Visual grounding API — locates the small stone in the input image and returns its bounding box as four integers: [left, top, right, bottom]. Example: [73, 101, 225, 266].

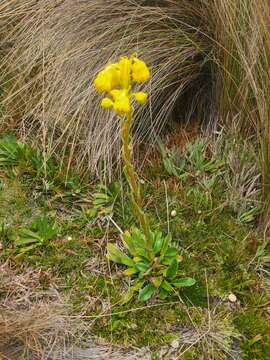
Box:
[130, 323, 138, 330]
[170, 339, 179, 349]
[228, 293, 237, 303]
[171, 210, 177, 217]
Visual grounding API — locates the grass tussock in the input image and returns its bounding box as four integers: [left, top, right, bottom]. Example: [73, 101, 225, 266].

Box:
[158, 306, 241, 360]
[0, 0, 269, 212]
[214, 0, 270, 207]
[0, 261, 79, 359]
[0, 0, 217, 177]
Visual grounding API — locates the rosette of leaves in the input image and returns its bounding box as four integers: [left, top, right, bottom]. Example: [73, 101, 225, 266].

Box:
[12, 217, 58, 254]
[88, 183, 122, 218]
[108, 227, 195, 303]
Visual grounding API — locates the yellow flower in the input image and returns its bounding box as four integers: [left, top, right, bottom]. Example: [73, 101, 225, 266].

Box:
[101, 97, 114, 109]
[94, 55, 150, 116]
[110, 89, 123, 101]
[110, 89, 131, 114]
[133, 92, 148, 104]
[132, 57, 150, 83]
[103, 89, 132, 114]
[113, 92, 131, 115]
[94, 64, 120, 92]
[94, 69, 112, 92]
[118, 57, 132, 89]
[108, 64, 121, 88]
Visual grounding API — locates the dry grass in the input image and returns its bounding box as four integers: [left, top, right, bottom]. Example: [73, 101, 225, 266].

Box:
[157, 306, 241, 360]
[214, 0, 270, 209]
[0, 0, 216, 178]
[0, 0, 269, 214]
[0, 261, 80, 359]
[214, 123, 261, 217]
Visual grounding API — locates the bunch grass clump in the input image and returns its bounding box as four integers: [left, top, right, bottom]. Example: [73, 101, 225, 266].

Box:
[0, 0, 216, 177]
[0, 0, 270, 216]
[0, 261, 80, 359]
[214, 0, 270, 208]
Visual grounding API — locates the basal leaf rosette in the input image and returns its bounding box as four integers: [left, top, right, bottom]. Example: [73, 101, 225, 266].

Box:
[108, 228, 196, 303]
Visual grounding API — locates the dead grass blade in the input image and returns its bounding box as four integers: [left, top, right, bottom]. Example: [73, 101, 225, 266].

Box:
[0, 261, 82, 359]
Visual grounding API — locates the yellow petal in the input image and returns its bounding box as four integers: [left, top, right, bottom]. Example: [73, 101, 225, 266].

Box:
[114, 95, 131, 115]
[94, 62, 120, 93]
[110, 89, 122, 101]
[132, 57, 150, 83]
[106, 64, 120, 89]
[118, 56, 132, 89]
[133, 92, 148, 104]
[94, 69, 113, 92]
[101, 97, 114, 109]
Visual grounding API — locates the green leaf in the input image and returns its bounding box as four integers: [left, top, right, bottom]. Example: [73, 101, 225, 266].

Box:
[15, 243, 39, 255]
[152, 231, 164, 254]
[132, 227, 147, 249]
[123, 267, 138, 276]
[121, 280, 145, 304]
[15, 236, 41, 246]
[159, 288, 169, 300]
[85, 208, 97, 218]
[123, 228, 151, 260]
[138, 283, 156, 302]
[162, 257, 174, 265]
[19, 228, 41, 238]
[151, 276, 162, 288]
[160, 234, 172, 258]
[166, 258, 178, 279]
[31, 217, 58, 241]
[134, 247, 151, 261]
[93, 198, 109, 206]
[15, 230, 43, 246]
[122, 230, 136, 255]
[161, 279, 174, 293]
[0, 136, 21, 167]
[162, 248, 178, 265]
[107, 243, 134, 267]
[164, 158, 179, 177]
[94, 193, 110, 200]
[134, 262, 149, 273]
[173, 277, 196, 288]
[164, 247, 178, 257]
[158, 140, 180, 177]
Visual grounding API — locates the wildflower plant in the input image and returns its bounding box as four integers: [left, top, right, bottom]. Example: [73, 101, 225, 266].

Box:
[94, 55, 195, 302]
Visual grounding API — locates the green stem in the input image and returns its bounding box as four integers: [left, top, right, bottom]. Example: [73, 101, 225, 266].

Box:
[121, 111, 153, 256]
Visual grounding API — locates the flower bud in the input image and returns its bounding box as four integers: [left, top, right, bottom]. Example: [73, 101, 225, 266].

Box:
[114, 95, 131, 114]
[101, 97, 114, 109]
[132, 57, 150, 83]
[133, 92, 148, 104]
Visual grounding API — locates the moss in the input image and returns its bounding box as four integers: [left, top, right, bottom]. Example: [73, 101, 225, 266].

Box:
[0, 178, 32, 225]
[93, 302, 190, 346]
[0, 134, 269, 355]
[234, 309, 270, 359]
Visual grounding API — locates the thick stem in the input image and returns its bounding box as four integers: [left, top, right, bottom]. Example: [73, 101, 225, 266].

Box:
[121, 111, 153, 256]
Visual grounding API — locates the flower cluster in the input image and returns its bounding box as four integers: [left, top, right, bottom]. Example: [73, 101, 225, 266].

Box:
[94, 56, 150, 115]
